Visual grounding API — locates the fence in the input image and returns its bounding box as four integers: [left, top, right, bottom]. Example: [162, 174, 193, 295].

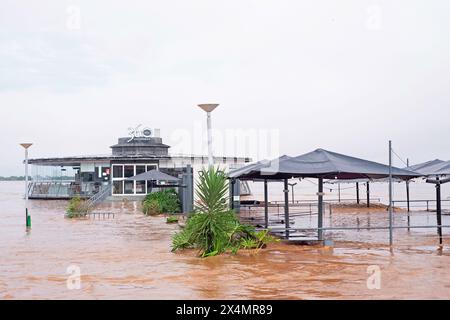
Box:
[239, 201, 449, 245]
[392, 199, 450, 211]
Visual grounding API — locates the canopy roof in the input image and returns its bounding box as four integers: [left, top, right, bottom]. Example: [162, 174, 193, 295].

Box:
[324, 177, 404, 184]
[229, 149, 420, 181]
[127, 169, 180, 181]
[228, 156, 291, 178]
[405, 159, 450, 176]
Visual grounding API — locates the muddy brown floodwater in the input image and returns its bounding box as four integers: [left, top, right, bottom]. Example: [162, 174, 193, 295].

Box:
[1, 181, 450, 300]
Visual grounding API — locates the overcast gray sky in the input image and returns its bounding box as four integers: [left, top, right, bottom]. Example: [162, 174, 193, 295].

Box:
[1, 0, 450, 175]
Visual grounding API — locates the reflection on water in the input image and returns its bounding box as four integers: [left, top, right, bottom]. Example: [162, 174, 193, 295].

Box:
[1, 181, 450, 300]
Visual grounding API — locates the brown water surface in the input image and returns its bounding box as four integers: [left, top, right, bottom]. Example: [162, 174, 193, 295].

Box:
[1, 182, 450, 300]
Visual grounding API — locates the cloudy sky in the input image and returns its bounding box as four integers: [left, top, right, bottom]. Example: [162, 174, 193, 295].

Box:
[1, 0, 450, 175]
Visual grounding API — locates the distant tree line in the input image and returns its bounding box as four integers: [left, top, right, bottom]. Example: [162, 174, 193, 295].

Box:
[0, 176, 75, 181]
[0, 176, 30, 181]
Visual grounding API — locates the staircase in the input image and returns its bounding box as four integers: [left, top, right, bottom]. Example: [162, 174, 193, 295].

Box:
[240, 181, 252, 196]
[84, 184, 112, 212]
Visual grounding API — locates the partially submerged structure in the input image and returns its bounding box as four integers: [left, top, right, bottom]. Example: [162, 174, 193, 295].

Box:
[229, 148, 420, 241]
[28, 129, 251, 207]
[405, 159, 450, 244]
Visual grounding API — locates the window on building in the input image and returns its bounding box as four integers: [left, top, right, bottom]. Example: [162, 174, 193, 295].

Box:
[113, 181, 124, 195]
[113, 166, 123, 178]
[124, 166, 135, 178]
[136, 165, 146, 175]
[124, 181, 134, 194]
[136, 181, 146, 194]
[111, 163, 159, 196]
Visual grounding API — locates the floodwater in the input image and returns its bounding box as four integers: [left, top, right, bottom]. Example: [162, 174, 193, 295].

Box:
[2, 181, 450, 300]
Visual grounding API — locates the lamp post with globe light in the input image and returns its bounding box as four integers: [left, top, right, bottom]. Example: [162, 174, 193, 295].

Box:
[197, 104, 219, 168]
[20, 143, 33, 228]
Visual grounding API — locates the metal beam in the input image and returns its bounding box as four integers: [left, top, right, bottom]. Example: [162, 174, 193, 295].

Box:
[406, 159, 411, 231]
[356, 182, 360, 204]
[264, 179, 269, 229]
[436, 177, 443, 245]
[318, 177, 324, 241]
[366, 182, 370, 208]
[389, 140, 393, 246]
[230, 179, 235, 210]
[283, 179, 290, 239]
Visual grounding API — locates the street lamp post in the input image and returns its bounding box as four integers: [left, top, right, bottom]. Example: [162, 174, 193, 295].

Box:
[288, 182, 297, 204]
[20, 143, 33, 228]
[198, 104, 219, 168]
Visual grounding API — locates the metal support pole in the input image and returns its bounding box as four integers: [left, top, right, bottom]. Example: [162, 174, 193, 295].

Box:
[291, 185, 295, 204]
[366, 182, 370, 208]
[436, 177, 443, 245]
[426, 177, 450, 244]
[187, 165, 193, 213]
[406, 159, 411, 213]
[283, 179, 290, 239]
[25, 148, 29, 227]
[264, 179, 269, 229]
[356, 182, 360, 204]
[318, 177, 324, 241]
[25, 148, 29, 201]
[338, 183, 341, 203]
[230, 179, 235, 210]
[388, 140, 393, 246]
[21, 143, 33, 229]
[406, 159, 411, 231]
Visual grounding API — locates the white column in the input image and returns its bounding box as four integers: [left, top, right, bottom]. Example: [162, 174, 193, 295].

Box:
[25, 148, 29, 203]
[207, 111, 214, 167]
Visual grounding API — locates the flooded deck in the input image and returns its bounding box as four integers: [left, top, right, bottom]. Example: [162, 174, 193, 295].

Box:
[1, 182, 450, 300]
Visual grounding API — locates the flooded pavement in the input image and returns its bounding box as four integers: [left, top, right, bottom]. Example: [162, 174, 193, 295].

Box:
[1, 181, 450, 300]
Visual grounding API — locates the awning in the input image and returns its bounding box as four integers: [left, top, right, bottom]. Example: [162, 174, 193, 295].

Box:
[127, 169, 180, 181]
[405, 159, 450, 176]
[229, 149, 420, 181]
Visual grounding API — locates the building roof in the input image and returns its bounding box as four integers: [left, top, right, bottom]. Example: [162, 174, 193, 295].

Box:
[28, 154, 250, 166]
[229, 149, 421, 180]
[28, 154, 170, 166]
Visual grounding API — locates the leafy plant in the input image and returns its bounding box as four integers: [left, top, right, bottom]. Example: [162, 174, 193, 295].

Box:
[66, 196, 88, 218]
[240, 237, 259, 249]
[142, 188, 181, 215]
[172, 167, 275, 257]
[166, 216, 179, 224]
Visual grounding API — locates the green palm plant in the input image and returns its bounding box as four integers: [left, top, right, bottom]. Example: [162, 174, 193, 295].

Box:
[172, 167, 277, 257]
[195, 168, 230, 215]
[172, 167, 248, 256]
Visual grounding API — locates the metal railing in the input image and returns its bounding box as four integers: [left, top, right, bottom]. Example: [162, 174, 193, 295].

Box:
[240, 201, 450, 244]
[84, 184, 112, 212]
[28, 181, 106, 199]
[392, 199, 450, 211]
[269, 198, 381, 204]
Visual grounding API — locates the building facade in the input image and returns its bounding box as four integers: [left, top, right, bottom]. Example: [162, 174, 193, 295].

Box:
[28, 129, 251, 200]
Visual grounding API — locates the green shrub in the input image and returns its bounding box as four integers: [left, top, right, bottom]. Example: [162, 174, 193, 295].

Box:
[66, 196, 88, 218]
[142, 188, 181, 215]
[166, 216, 179, 224]
[171, 167, 276, 257]
[240, 237, 260, 249]
[143, 199, 162, 215]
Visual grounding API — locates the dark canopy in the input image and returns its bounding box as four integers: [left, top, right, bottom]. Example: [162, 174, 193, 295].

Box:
[405, 159, 450, 176]
[228, 155, 291, 178]
[127, 169, 179, 182]
[229, 149, 420, 180]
